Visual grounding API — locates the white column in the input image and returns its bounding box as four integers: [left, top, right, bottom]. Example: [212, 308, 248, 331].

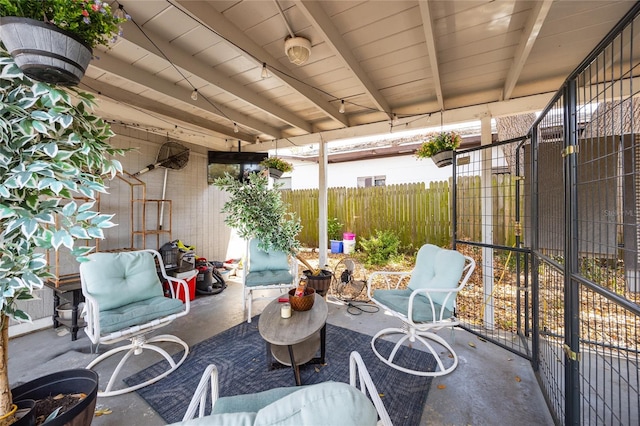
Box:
[481, 115, 495, 330]
[318, 139, 328, 269]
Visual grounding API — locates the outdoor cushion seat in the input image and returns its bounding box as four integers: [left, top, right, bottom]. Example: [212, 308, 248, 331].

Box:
[242, 239, 296, 323]
[98, 296, 184, 334]
[371, 289, 451, 323]
[80, 249, 191, 397]
[367, 243, 475, 377]
[174, 351, 392, 426]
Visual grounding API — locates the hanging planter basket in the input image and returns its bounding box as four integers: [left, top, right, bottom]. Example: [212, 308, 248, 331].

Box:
[0, 17, 92, 86]
[269, 168, 284, 179]
[430, 149, 454, 168]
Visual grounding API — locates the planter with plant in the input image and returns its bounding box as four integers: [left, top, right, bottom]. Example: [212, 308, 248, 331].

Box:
[327, 217, 343, 253]
[415, 131, 461, 167]
[259, 156, 293, 179]
[0, 0, 128, 86]
[214, 172, 333, 295]
[0, 49, 125, 424]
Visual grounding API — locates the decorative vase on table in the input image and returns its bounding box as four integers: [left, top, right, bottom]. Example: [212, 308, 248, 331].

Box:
[0, 17, 92, 86]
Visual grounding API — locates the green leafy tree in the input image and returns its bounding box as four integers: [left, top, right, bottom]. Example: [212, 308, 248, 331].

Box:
[0, 49, 125, 420]
[359, 229, 402, 266]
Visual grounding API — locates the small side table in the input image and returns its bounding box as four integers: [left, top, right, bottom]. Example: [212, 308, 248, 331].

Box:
[258, 295, 328, 386]
[44, 276, 85, 341]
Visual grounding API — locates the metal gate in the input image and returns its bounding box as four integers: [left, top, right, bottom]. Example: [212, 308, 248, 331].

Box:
[453, 4, 640, 424]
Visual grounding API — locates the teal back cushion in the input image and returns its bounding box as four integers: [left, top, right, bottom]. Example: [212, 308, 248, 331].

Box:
[408, 244, 465, 311]
[249, 239, 290, 272]
[80, 251, 163, 311]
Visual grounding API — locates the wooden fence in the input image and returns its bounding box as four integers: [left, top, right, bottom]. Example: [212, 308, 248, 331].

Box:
[280, 176, 521, 250]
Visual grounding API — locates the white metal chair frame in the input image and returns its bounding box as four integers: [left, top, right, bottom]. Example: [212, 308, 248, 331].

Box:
[242, 239, 297, 323]
[182, 351, 392, 426]
[81, 249, 191, 397]
[367, 252, 475, 377]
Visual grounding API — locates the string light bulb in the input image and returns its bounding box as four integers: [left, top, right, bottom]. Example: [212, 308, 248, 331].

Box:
[255, 136, 261, 144]
[233, 122, 239, 133]
[339, 100, 345, 114]
[392, 113, 399, 125]
[191, 89, 198, 101]
[261, 62, 270, 79]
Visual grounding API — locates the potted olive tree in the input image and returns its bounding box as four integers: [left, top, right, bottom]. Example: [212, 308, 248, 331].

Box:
[0, 49, 125, 424]
[415, 131, 461, 167]
[259, 156, 293, 179]
[214, 172, 333, 295]
[0, 0, 127, 86]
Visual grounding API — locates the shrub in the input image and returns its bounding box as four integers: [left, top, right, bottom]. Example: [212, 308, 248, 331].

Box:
[359, 229, 402, 266]
[327, 217, 343, 241]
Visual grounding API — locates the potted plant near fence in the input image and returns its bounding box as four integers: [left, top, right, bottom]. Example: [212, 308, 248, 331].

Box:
[214, 172, 333, 295]
[259, 156, 293, 179]
[0, 0, 128, 86]
[415, 131, 461, 167]
[328, 217, 343, 253]
[0, 49, 125, 425]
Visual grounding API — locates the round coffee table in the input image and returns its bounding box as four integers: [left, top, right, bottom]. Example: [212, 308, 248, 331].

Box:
[258, 294, 328, 385]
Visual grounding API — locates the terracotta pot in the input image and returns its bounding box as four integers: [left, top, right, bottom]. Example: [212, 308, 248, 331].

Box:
[0, 17, 92, 86]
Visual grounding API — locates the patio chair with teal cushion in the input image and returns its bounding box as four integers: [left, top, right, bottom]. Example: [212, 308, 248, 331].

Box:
[176, 351, 392, 425]
[242, 239, 297, 323]
[367, 244, 475, 377]
[80, 249, 190, 397]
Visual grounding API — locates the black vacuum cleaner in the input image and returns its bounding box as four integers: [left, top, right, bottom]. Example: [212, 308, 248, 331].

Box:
[195, 258, 227, 295]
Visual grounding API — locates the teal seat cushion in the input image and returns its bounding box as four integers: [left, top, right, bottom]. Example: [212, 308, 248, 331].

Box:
[407, 244, 465, 311]
[80, 251, 164, 311]
[99, 296, 184, 334]
[249, 240, 290, 272]
[373, 289, 452, 323]
[171, 382, 377, 426]
[170, 412, 256, 426]
[245, 270, 294, 287]
[213, 386, 303, 415]
[253, 382, 377, 426]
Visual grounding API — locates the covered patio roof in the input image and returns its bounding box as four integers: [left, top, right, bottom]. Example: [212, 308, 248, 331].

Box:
[85, 0, 635, 152]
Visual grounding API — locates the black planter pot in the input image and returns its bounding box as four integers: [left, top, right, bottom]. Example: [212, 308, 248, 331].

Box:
[13, 399, 36, 426]
[12, 369, 99, 426]
[0, 17, 93, 86]
[303, 269, 333, 297]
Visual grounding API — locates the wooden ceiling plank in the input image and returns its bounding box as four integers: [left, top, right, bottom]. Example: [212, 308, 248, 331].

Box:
[91, 54, 281, 138]
[119, 27, 311, 133]
[419, 1, 443, 111]
[502, 0, 553, 101]
[298, 0, 392, 120]
[173, 0, 349, 127]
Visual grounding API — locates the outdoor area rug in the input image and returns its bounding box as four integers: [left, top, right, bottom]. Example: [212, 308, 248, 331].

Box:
[125, 318, 436, 425]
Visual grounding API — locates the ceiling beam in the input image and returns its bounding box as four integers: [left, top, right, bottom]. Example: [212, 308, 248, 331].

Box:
[118, 24, 313, 134]
[297, 0, 392, 120]
[502, 0, 553, 100]
[419, 1, 444, 111]
[80, 75, 256, 143]
[89, 53, 281, 137]
[173, 0, 349, 128]
[245, 92, 555, 152]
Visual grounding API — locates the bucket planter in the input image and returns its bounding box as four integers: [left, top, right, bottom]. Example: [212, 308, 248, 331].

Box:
[0, 17, 92, 86]
[303, 269, 333, 297]
[268, 168, 283, 179]
[11, 369, 99, 426]
[430, 149, 454, 167]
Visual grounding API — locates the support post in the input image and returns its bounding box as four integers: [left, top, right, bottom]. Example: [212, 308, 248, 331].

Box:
[481, 115, 495, 330]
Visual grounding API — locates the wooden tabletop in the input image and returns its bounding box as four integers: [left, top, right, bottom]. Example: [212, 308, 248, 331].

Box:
[258, 295, 328, 346]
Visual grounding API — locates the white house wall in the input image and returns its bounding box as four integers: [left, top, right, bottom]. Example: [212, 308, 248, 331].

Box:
[288, 154, 454, 189]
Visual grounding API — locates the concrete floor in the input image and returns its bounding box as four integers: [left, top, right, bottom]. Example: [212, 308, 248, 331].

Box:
[9, 278, 554, 425]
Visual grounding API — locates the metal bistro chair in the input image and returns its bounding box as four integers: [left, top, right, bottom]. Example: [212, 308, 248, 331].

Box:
[367, 244, 475, 377]
[242, 239, 297, 323]
[80, 249, 190, 397]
